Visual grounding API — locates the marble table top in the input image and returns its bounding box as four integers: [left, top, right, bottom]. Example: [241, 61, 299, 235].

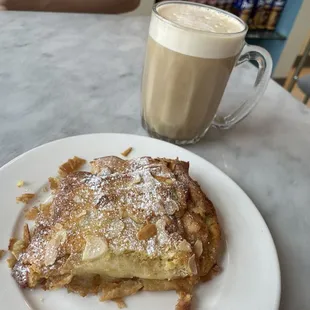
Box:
[0, 11, 309, 310]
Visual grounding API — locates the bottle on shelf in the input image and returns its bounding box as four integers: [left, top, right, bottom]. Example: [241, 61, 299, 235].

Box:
[266, 0, 286, 31]
[248, 0, 265, 30]
[231, 0, 255, 24]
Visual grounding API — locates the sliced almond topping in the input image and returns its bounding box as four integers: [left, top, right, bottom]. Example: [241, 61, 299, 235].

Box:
[82, 236, 108, 261]
[8, 238, 17, 251]
[39, 202, 52, 217]
[168, 162, 176, 171]
[44, 239, 59, 267]
[132, 173, 142, 184]
[165, 200, 179, 215]
[155, 218, 167, 232]
[16, 193, 35, 204]
[164, 179, 174, 185]
[137, 223, 157, 240]
[121, 147, 133, 157]
[48, 177, 60, 190]
[177, 239, 192, 252]
[183, 212, 201, 234]
[44, 230, 67, 266]
[155, 218, 169, 245]
[23, 224, 31, 246]
[10, 240, 26, 259]
[25, 206, 39, 220]
[194, 239, 203, 258]
[58, 156, 86, 177]
[7, 256, 17, 268]
[99, 166, 112, 177]
[188, 254, 198, 275]
[56, 230, 67, 244]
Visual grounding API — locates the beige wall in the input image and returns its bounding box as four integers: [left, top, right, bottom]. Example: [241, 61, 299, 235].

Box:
[274, 0, 310, 78]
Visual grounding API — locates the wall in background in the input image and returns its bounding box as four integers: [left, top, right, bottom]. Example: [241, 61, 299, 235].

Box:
[273, 0, 310, 78]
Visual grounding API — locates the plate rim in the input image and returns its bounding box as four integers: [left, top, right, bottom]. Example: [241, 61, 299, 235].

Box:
[0, 133, 281, 309]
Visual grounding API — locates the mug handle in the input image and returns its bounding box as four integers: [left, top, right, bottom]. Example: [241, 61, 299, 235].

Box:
[212, 44, 273, 129]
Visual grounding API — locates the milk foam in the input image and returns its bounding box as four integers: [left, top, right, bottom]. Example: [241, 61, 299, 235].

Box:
[149, 3, 246, 59]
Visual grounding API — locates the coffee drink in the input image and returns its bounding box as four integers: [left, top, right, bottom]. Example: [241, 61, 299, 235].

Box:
[141, 2, 246, 142]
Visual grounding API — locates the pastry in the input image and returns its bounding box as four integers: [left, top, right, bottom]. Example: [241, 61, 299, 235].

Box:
[10, 156, 221, 309]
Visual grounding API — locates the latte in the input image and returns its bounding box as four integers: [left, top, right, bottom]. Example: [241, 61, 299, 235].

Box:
[142, 2, 246, 142]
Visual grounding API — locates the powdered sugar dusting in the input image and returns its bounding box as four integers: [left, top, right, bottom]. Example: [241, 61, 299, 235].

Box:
[12, 157, 193, 286]
[77, 157, 188, 256]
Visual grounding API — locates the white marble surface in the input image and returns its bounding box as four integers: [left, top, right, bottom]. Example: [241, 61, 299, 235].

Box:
[0, 11, 309, 310]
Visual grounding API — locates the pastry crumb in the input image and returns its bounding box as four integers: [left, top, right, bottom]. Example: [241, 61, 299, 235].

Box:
[114, 298, 126, 309]
[23, 224, 31, 246]
[16, 193, 35, 204]
[121, 147, 133, 157]
[8, 238, 17, 251]
[40, 297, 44, 303]
[58, 156, 86, 177]
[0, 250, 5, 260]
[7, 256, 17, 268]
[25, 206, 39, 220]
[48, 177, 60, 190]
[176, 292, 192, 310]
[17, 180, 24, 187]
[39, 202, 52, 217]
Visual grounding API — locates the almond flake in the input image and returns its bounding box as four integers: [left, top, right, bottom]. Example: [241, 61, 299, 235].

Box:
[165, 200, 179, 215]
[7, 256, 17, 268]
[44, 230, 67, 266]
[16, 193, 35, 204]
[194, 240, 203, 258]
[82, 235, 108, 261]
[132, 173, 142, 184]
[188, 254, 198, 275]
[178, 239, 192, 252]
[58, 156, 86, 177]
[25, 206, 39, 220]
[137, 223, 157, 240]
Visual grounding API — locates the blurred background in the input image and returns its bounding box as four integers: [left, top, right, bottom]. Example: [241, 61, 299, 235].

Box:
[3, 0, 310, 105]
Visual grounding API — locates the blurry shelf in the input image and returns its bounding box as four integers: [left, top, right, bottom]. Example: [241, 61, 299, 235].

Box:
[246, 30, 287, 40]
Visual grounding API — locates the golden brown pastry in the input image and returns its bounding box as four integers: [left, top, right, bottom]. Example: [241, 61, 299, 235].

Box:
[10, 156, 221, 309]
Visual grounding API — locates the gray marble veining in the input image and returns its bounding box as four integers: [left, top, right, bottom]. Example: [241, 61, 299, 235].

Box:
[0, 11, 309, 310]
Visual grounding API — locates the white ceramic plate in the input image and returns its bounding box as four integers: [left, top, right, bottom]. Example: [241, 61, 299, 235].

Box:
[0, 133, 280, 310]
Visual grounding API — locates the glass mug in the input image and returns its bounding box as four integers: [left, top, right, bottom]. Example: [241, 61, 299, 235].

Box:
[141, 1, 273, 145]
